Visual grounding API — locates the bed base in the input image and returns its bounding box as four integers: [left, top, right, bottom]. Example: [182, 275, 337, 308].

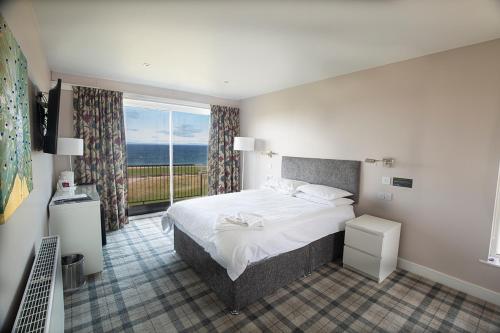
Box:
[174, 226, 345, 312]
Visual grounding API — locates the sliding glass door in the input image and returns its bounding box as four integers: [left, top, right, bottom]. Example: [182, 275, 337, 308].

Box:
[171, 108, 210, 201]
[124, 99, 209, 215]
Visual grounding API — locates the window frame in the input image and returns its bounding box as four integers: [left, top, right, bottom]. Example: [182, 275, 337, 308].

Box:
[123, 96, 210, 207]
[488, 162, 500, 259]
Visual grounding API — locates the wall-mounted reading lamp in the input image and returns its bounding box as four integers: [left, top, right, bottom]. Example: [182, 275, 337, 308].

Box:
[365, 158, 395, 168]
[262, 150, 277, 158]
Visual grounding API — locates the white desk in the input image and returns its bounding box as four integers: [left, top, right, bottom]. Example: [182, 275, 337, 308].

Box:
[49, 185, 103, 276]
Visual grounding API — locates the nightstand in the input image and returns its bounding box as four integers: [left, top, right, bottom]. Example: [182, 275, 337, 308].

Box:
[343, 214, 401, 283]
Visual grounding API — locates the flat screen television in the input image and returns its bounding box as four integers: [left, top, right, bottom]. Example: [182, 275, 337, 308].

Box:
[43, 79, 61, 154]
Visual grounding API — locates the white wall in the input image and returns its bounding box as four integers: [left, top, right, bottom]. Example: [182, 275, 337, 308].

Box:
[0, 1, 53, 331]
[240, 39, 500, 293]
[52, 71, 239, 106]
[53, 89, 73, 179]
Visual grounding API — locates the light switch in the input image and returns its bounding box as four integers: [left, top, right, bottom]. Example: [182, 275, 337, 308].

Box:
[382, 176, 391, 185]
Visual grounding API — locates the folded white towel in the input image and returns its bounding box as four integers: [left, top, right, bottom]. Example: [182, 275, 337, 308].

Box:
[161, 212, 174, 233]
[214, 212, 265, 231]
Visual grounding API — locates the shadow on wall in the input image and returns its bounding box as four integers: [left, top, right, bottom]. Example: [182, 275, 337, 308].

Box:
[0, 244, 36, 332]
[254, 138, 267, 152]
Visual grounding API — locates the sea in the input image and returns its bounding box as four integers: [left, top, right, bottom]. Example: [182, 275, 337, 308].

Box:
[126, 144, 208, 166]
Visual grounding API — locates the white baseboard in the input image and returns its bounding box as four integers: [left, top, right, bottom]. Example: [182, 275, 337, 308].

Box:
[397, 258, 500, 306]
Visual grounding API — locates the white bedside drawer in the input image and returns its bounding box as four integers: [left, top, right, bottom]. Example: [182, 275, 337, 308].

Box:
[345, 226, 383, 257]
[343, 245, 381, 279]
[343, 214, 401, 283]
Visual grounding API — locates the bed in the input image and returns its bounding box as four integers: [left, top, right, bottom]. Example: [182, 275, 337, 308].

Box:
[162, 156, 361, 313]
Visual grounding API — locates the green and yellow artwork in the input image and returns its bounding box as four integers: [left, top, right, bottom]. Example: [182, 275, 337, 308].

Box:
[0, 14, 32, 224]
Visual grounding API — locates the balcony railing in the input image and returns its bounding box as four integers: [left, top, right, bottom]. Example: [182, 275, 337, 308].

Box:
[127, 164, 207, 215]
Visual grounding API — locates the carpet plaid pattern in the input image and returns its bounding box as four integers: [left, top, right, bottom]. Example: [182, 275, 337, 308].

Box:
[64, 215, 500, 332]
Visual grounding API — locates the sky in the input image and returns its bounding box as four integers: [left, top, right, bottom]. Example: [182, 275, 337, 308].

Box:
[124, 106, 210, 145]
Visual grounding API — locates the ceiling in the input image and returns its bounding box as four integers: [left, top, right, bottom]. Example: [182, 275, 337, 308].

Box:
[32, 0, 500, 100]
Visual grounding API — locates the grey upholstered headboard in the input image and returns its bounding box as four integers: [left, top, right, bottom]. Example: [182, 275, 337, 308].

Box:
[281, 156, 361, 203]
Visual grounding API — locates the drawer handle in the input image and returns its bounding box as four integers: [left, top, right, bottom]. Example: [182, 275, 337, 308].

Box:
[346, 227, 383, 237]
[344, 244, 382, 259]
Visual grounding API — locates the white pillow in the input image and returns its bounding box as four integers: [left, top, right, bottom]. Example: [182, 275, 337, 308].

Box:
[294, 192, 354, 207]
[296, 184, 353, 200]
[278, 178, 309, 195]
[262, 176, 309, 195]
[261, 176, 280, 190]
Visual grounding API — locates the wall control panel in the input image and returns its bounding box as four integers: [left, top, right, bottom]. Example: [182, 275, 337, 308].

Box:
[392, 177, 413, 188]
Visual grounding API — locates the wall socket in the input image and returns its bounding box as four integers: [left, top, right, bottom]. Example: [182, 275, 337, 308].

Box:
[377, 192, 393, 201]
[382, 176, 392, 185]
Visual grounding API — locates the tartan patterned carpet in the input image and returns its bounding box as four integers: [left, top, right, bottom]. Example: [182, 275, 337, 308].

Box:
[64, 215, 500, 333]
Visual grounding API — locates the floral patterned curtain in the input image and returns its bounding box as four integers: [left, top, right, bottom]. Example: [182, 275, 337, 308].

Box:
[73, 86, 128, 231]
[208, 105, 240, 195]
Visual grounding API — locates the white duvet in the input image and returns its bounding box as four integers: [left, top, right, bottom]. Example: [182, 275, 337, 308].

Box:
[162, 189, 355, 280]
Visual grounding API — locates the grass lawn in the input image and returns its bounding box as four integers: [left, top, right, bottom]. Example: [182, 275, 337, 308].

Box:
[127, 165, 208, 206]
[127, 164, 207, 177]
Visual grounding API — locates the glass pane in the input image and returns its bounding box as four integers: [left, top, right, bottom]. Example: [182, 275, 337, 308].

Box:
[124, 104, 170, 211]
[171, 108, 210, 202]
[497, 219, 500, 255]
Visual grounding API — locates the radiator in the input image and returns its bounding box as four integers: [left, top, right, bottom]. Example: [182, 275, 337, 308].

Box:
[12, 236, 64, 333]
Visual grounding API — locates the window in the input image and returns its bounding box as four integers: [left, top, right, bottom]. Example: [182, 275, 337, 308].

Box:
[491, 214, 500, 257]
[123, 98, 210, 214]
[487, 163, 500, 265]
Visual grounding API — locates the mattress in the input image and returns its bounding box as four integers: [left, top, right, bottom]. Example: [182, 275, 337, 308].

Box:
[162, 189, 355, 280]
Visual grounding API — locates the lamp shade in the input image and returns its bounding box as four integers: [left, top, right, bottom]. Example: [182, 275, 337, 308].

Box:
[234, 137, 255, 151]
[57, 138, 83, 156]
